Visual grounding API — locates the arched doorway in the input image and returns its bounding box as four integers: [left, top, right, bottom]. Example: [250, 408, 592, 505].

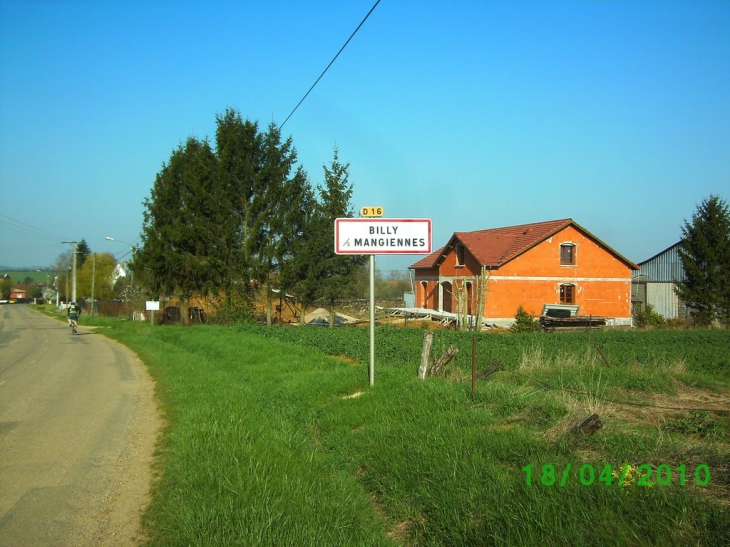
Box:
[441, 281, 453, 313]
[466, 281, 473, 316]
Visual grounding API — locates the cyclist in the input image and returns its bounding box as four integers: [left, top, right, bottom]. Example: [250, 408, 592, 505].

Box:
[67, 301, 81, 333]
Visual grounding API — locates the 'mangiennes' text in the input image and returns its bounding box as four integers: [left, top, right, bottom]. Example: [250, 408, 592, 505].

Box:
[354, 237, 427, 248]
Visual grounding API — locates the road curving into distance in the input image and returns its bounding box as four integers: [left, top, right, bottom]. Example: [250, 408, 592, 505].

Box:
[0, 304, 160, 546]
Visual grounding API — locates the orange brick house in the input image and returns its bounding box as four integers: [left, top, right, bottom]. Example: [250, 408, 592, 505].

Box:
[409, 219, 638, 327]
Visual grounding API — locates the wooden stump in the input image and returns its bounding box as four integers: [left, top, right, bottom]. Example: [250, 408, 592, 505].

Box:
[477, 361, 502, 380]
[418, 332, 460, 378]
[430, 345, 459, 376]
[571, 413, 603, 437]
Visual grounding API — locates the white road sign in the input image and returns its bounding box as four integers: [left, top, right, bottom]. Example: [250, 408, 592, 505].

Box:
[335, 218, 432, 255]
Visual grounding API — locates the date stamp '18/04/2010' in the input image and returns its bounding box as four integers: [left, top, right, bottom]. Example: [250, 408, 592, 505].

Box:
[522, 463, 710, 487]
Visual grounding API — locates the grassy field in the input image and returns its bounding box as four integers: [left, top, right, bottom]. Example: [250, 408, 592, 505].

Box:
[0, 270, 46, 284]
[55, 310, 730, 546]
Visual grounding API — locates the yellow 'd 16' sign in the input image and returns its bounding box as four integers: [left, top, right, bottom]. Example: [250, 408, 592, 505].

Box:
[360, 206, 384, 217]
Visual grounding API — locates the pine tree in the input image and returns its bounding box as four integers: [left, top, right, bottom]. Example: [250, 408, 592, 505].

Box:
[280, 147, 365, 326]
[274, 166, 316, 324]
[257, 123, 308, 325]
[213, 109, 262, 286]
[76, 239, 92, 267]
[214, 111, 312, 325]
[134, 136, 222, 324]
[134, 109, 364, 328]
[675, 194, 730, 324]
[313, 147, 366, 327]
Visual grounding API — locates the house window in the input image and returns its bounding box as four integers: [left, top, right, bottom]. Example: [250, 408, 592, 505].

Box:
[455, 243, 465, 266]
[560, 284, 575, 304]
[560, 244, 576, 265]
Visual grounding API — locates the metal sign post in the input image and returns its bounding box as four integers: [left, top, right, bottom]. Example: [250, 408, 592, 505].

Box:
[335, 216, 432, 386]
[369, 254, 376, 385]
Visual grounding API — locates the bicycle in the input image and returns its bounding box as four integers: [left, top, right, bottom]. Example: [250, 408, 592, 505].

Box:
[67, 301, 81, 335]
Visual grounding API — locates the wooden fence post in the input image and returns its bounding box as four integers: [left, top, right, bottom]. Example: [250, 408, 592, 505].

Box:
[419, 330, 434, 379]
[471, 336, 476, 397]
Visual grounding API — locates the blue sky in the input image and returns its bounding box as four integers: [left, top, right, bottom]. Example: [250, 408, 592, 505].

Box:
[1, 0, 728, 274]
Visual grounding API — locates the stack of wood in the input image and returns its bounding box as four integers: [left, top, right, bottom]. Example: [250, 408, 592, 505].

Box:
[539, 315, 607, 329]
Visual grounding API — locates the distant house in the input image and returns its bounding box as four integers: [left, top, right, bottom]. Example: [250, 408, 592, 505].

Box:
[631, 241, 688, 320]
[9, 288, 26, 299]
[111, 263, 127, 286]
[409, 219, 638, 327]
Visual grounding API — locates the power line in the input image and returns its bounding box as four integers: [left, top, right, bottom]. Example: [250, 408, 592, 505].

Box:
[0, 213, 69, 243]
[279, 0, 382, 130]
[0, 220, 59, 242]
[115, 248, 134, 261]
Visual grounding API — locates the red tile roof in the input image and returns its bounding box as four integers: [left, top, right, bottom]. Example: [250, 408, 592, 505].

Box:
[409, 246, 445, 269]
[457, 218, 573, 266]
[410, 219, 638, 270]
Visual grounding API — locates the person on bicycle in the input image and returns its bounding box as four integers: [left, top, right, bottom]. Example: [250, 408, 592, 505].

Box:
[67, 301, 81, 331]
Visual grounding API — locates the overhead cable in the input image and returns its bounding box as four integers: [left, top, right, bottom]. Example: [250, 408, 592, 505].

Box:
[0, 214, 68, 243]
[279, 0, 382, 130]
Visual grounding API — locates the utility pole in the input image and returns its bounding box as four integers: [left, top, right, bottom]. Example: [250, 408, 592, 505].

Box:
[90, 253, 96, 316]
[62, 241, 78, 302]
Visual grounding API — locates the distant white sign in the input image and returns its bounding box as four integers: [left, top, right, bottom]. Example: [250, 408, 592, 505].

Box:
[335, 218, 432, 255]
[146, 301, 160, 311]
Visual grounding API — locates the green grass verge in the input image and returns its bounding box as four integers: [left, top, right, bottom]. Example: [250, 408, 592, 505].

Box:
[79, 318, 728, 546]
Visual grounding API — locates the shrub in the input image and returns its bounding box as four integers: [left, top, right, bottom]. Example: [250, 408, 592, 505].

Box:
[632, 304, 665, 329]
[510, 304, 541, 333]
[665, 317, 686, 329]
[211, 288, 255, 325]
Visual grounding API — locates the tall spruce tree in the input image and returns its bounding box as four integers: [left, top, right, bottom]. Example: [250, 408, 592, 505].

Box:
[214, 109, 265, 282]
[271, 164, 316, 324]
[134, 109, 360, 326]
[280, 147, 364, 326]
[313, 147, 366, 326]
[214, 110, 311, 325]
[279, 187, 323, 325]
[675, 194, 730, 324]
[134, 136, 223, 324]
[257, 123, 309, 325]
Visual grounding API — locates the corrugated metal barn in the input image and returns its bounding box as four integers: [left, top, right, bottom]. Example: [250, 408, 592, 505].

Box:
[631, 241, 688, 319]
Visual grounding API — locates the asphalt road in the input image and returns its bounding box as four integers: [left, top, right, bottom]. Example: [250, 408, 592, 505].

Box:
[0, 305, 160, 547]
